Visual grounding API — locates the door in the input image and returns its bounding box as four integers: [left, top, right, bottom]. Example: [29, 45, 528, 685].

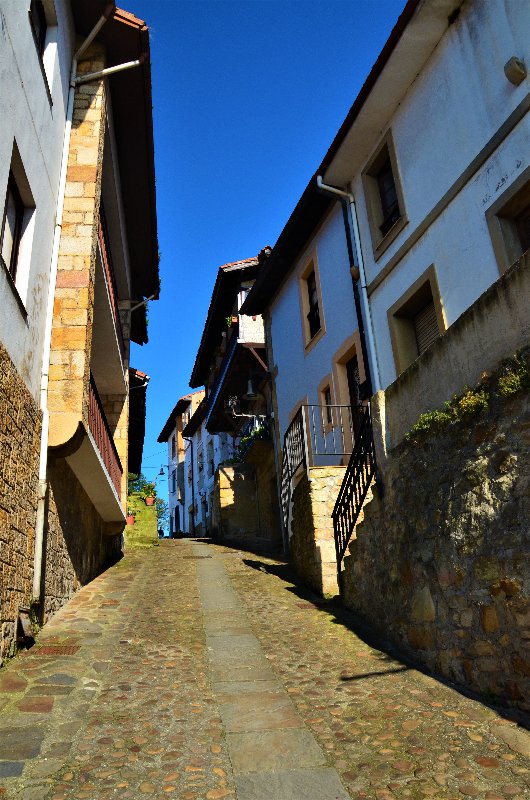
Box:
[345, 355, 363, 438]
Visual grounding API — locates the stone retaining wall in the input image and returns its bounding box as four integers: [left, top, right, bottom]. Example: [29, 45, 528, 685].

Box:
[290, 467, 345, 597]
[0, 344, 41, 664]
[44, 457, 121, 622]
[343, 385, 530, 710]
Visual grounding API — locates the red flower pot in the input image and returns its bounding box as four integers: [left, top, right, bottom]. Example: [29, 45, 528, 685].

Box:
[145, 496, 154, 506]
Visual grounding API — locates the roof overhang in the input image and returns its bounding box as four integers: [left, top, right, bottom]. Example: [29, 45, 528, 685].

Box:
[321, 0, 463, 185]
[70, 2, 159, 345]
[157, 396, 193, 443]
[242, 177, 333, 315]
[190, 259, 260, 387]
[128, 368, 149, 474]
[243, 0, 464, 316]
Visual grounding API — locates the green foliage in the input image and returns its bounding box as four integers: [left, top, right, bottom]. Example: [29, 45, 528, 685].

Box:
[498, 353, 530, 397]
[155, 497, 169, 525]
[406, 348, 530, 441]
[127, 473, 157, 500]
[454, 388, 489, 418]
[407, 410, 452, 438]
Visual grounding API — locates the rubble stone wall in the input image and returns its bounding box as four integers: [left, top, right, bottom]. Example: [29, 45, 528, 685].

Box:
[343, 387, 530, 710]
[44, 457, 121, 622]
[0, 344, 41, 664]
[290, 467, 345, 597]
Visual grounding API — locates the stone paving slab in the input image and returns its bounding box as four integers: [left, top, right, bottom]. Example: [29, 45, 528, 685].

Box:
[0, 538, 528, 800]
[235, 767, 351, 800]
[227, 728, 327, 772]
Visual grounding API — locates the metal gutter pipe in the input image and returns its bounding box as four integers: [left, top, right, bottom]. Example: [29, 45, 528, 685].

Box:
[32, 7, 116, 603]
[316, 176, 381, 394]
[182, 437, 196, 536]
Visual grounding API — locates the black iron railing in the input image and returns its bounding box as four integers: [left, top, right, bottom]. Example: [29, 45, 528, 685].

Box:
[279, 407, 307, 543]
[332, 403, 377, 583]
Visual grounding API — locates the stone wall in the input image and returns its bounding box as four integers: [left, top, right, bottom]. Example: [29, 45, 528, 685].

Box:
[0, 344, 41, 664]
[48, 43, 106, 448]
[214, 464, 260, 542]
[379, 252, 530, 449]
[43, 457, 121, 622]
[290, 467, 345, 597]
[343, 384, 530, 710]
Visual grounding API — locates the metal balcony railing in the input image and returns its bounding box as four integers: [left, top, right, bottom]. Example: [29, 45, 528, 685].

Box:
[238, 415, 269, 460]
[279, 404, 365, 545]
[98, 206, 125, 357]
[88, 374, 123, 496]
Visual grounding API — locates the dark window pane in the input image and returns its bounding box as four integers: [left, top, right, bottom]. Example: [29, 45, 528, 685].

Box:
[1, 174, 24, 280]
[306, 270, 321, 338]
[30, 0, 47, 57]
[377, 157, 400, 236]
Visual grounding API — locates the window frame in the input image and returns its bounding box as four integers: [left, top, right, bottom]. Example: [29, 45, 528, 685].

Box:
[298, 254, 325, 354]
[486, 164, 530, 275]
[1, 172, 25, 282]
[362, 131, 408, 260]
[387, 265, 446, 377]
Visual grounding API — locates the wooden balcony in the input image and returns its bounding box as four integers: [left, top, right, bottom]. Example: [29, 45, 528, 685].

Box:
[88, 374, 123, 496]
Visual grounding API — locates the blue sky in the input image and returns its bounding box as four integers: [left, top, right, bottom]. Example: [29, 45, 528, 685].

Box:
[125, 0, 405, 485]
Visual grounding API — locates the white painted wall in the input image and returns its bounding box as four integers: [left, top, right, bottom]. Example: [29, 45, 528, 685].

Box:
[270, 206, 359, 440]
[349, 0, 530, 389]
[183, 425, 233, 535]
[0, 1, 74, 398]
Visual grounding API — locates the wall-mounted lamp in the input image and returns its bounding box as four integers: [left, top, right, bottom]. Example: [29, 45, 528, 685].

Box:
[243, 378, 257, 401]
[504, 57, 527, 86]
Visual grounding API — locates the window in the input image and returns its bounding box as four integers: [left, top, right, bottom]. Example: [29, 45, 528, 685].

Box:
[1, 146, 35, 307]
[362, 132, 407, 258]
[170, 469, 176, 494]
[487, 168, 530, 274]
[376, 157, 400, 236]
[388, 266, 445, 376]
[306, 271, 321, 339]
[1, 173, 24, 281]
[298, 257, 325, 350]
[171, 435, 176, 460]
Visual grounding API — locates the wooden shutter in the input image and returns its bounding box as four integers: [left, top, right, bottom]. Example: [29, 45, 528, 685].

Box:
[413, 302, 439, 355]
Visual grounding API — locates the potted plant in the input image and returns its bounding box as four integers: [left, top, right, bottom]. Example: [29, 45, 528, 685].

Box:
[142, 482, 156, 505]
[126, 509, 135, 525]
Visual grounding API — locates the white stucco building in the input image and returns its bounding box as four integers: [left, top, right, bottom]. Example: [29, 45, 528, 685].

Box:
[158, 391, 233, 536]
[245, 0, 530, 449]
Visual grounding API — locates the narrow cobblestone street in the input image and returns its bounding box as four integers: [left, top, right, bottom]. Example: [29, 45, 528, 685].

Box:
[0, 540, 529, 800]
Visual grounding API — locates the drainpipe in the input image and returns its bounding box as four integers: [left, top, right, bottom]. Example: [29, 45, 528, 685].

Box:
[182, 437, 196, 536]
[32, 3, 145, 602]
[316, 176, 381, 394]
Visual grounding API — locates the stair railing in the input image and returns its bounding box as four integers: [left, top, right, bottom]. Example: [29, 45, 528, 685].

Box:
[332, 403, 378, 588]
[279, 407, 307, 547]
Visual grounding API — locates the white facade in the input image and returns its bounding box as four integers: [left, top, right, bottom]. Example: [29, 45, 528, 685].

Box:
[0, 0, 74, 397]
[324, 0, 530, 391]
[269, 206, 361, 441]
[182, 424, 233, 536]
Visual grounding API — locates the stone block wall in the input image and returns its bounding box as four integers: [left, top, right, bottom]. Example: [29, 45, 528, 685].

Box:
[0, 344, 41, 664]
[43, 457, 121, 622]
[48, 43, 106, 448]
[214, 464, 260, 541]
[343, 385, 530, 710]
[290, 467, 345, 597]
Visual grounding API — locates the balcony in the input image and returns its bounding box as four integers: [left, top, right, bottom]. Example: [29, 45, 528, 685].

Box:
[205, 317, 268, 434]
[91, 207, 127, 397]
[88, 374, 122, 496]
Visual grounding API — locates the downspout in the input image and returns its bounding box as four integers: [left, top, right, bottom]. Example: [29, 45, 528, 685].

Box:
[183, 437, 196, 536]
[316, 176, 381, 394]
[32, 3, 144, 602]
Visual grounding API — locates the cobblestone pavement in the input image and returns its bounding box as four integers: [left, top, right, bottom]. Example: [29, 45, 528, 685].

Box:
[0, 539, 528, 800]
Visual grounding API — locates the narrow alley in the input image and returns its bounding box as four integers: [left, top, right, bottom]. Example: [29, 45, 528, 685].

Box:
[0, 541, 528, 800]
